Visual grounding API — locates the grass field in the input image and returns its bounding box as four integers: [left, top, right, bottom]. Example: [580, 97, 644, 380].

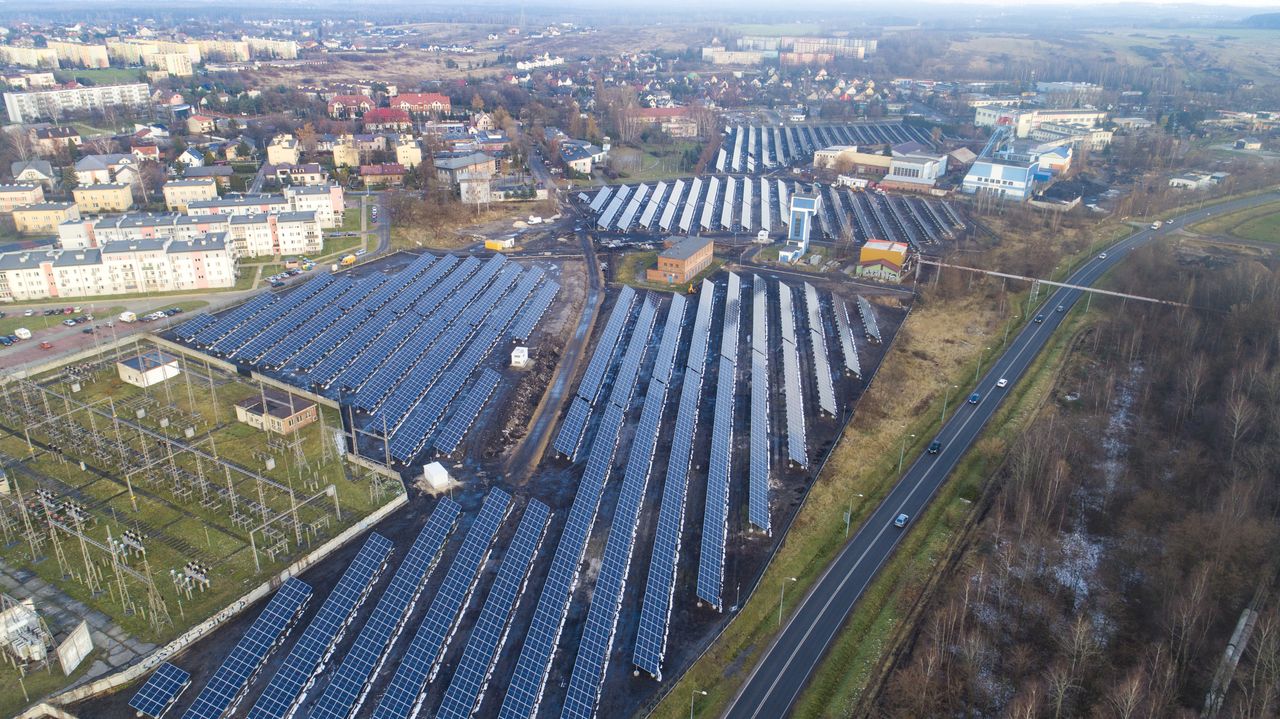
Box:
[606, 142, 702, 184]
[1190, 200, 1280, 241]
[1233, 211, 1280, 243]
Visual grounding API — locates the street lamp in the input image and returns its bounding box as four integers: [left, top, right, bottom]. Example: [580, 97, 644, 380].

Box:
[974, 346, 991, 384]
[941, 384, 959, 423]
[691, 689, 708, 719]
[898, 433, 916, 473]
[779, 577, 798, 626]
[1003, 316, 1019, 346]
[845, 493, 864, 537]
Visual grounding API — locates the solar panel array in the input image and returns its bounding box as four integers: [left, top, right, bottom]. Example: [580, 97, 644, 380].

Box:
[588, 186, 613, 212]
[833, 297, 862, 378]
[678, 178, 701, 234]
[634, 281, 714, 679]
[372, 490, 512, 719]
[697, 273, 741, 610]
[659, 179, 684, 232]
[510, 281, 560, 341]
[310, 499, 459, 719]
[857, 295, 882, 343]
[432, 369, 503, 455]
[803, 283, 838, 416]
[172, 314, 216, 342]
[436, 500, 551, 719]
[553, 286, 638, 459]
[749, 276, 771, 534]
[778, 283, 808, 468]
[129, 662, 191, 719]
[182, 577, 311, 719]
[562, 293, 686, 719]
[500, 294, 657, 719]
[699, 176, 719, 231]
[246, 534, 394, 719]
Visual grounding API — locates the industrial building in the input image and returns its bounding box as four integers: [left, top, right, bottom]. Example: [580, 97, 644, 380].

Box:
[117, 350, 182, 388]
[779, 193, 818, 264]
[645, 237, 714, 284]
[234, 389, 319, 435]
[856, 240, 911, 282]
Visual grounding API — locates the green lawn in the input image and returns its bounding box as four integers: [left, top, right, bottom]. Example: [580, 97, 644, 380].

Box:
[1230, 210, 1280, 244]
[607, 141, 702, 184]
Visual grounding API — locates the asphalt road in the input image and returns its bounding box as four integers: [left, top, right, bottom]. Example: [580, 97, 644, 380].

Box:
[722, 191, 1280, 719]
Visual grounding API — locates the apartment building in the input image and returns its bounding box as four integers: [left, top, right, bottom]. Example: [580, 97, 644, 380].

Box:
[283, 185, 344, 228]
[58, 213, 231, 249]
[45, 41, 111, 68]
[13, 202, 79, 234]
[3, 83, 150, 124]
[73, 183, 134, 213]
[244, 37, 299, 59]
[197, 39, 251, 62]
[163, 178, 219, 212]
[266, 135, 301, 165]
[190, 188, 343, 229]
[0, 46, 59, 69]
[0, 233, 237, 301]
[227, 212, 322, 257]
[0, 184, 45, 213]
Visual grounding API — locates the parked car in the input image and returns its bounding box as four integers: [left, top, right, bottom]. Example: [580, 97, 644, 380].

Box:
[82, 327, 95, 334]
[0, 337, 11, 347]
[894, 513, 910, 528]
[62, 307, 74, 315]
[62, 319, 77, 327]
[271, 280, 286, 288]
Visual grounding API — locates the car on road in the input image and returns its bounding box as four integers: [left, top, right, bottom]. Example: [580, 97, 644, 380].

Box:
[23, 309, 34, 317]
[1057, 305, 1065, 312]
[968, 392, 981, 404]
[39, 341, 52, 350]
[355, 249, 367, 256]
[1098, 252, 1108, 259]
[997, 378, 1008, 388]
[927, 440, 942, 454]
[893, 513, 910, 528]
[82, 327, 95, 334]
[1034, 314, 1045, 323]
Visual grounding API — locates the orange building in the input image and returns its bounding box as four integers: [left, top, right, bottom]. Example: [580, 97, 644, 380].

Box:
[856, 240, 911, 282]
[646, 236, 714, 284]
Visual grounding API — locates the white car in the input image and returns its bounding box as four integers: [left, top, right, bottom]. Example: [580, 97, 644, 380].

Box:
[1098, 252, 1108, 259]
[997, 378, 1008, 388]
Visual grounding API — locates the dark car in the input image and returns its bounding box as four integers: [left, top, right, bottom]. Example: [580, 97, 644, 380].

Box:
[1034, 314, 1045, 323]
[968, 392, 981, 405]
[169, 307, 184, 314]
[927, 440, 942, 454]
[81, 327, 95, 334]
[271, 280, 286, 288]
[0, 337, 11, 347]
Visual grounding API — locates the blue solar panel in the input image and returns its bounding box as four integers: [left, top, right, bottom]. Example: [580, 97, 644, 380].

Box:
[435, 500, 550, 719]
[210, 275, 336, 355]
[245, 533, 394, 719]
[834, 298, 861, 377]
[803, 283, 837, 416]
[562, 294, 684, 719]
[553, 397, 593, 460]
[509, 281, 559, 341]
[432, 369, 503, 455]
[499, 296, 656, 719]
[255, 306, 344, 369]
[371, 490, 511, 719]
[633, 284, 716, 679]
[182, 577, 311, 719]
[749, 276, 771, 534]
[129, 662, 191, 719]
[574, 286, 637, 404]
[697, 274, 741, 610]
[190, 293, 274, 346]
[857, 295, 882, 343]
[778, 283, 807, 468]
[232, 279, 354, 363]
[310, 499, 460, 719]
[172, 314, 216, 342]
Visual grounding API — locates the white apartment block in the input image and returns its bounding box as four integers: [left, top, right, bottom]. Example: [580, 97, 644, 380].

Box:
[0, 234, 235, 301]
[282, 185, 344, 228]
[228, 212, 322, 257]
[3, 83, 151, 124]
[189, 187, 344, 229]
[58, 210, 319, 259]
[45, 41, 111, 68]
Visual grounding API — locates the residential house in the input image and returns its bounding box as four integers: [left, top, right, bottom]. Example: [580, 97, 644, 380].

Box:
[32, 126, 81, 155]
[174, 147, 205, 168]
[389, 92, 451, 115]
[332, 136, 360, 168]
[162, 178, 219, 212]
[327, 94, 374, 119]
[273, 163, 327, 186]
[187, 114, 216, 134]
[11, 159, 57, 189]
[362, 108, 412, 131]
[13, 202, 80, 234]
[395, 139, 423, 169]
[560, 140, 606, 175]
[72, 183, 134, 213]
[266, 135, 301, 166]
[359, 164, 406, 188]
[0, 184, 45, 213]
[182, 165, 234, 188]
[74, 154, 139, 186]
[283, 184, 344, 228]
[433, 152, 496, 184]
[131, 143, 162, 162]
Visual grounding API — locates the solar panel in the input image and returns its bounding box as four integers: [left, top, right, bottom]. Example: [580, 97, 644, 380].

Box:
[129, 662, 191, 719]
[700, 176, 720, 230]
[246, 534, 394, 719]
[499, 297, 656, 719]
[778, 283, 808, 468]
[596, 185, 631, 230]
[509, 281, 559, 341]
[639, 181, 667, 230]
[749, 276, 771, 534]
[191, 293, 274, 346]
[696, 274, 741, 610]
[575, 285, 638, 404]
[553, 397, 593, 460]
[182, 577, 311, 719]
[371, 490, 512, 719]
[616, 183, 649, 231]
[562, 294, 684, 719]
[803, 283, 838, 416]
[659, 179, 685, 233]
[857, 295, 882, 344]
[678, 177, 701, 234]
[436, 500, 550, 719]
[741, 175, 754, 231]
[210, 275, 336, 355]
[172, 314, 216, 342]
[633, 284, 715, 680]
[833, 296, 862, 378]
[588, 186, 613, 212]
[232, 279, 354, 363]
[432, 369, 503, 455]
[310, 499, 460, 719]
[720, 175, 737, 231]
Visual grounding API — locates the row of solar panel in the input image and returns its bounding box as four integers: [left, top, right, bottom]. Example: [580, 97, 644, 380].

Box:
[552, 285, 638, 459]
